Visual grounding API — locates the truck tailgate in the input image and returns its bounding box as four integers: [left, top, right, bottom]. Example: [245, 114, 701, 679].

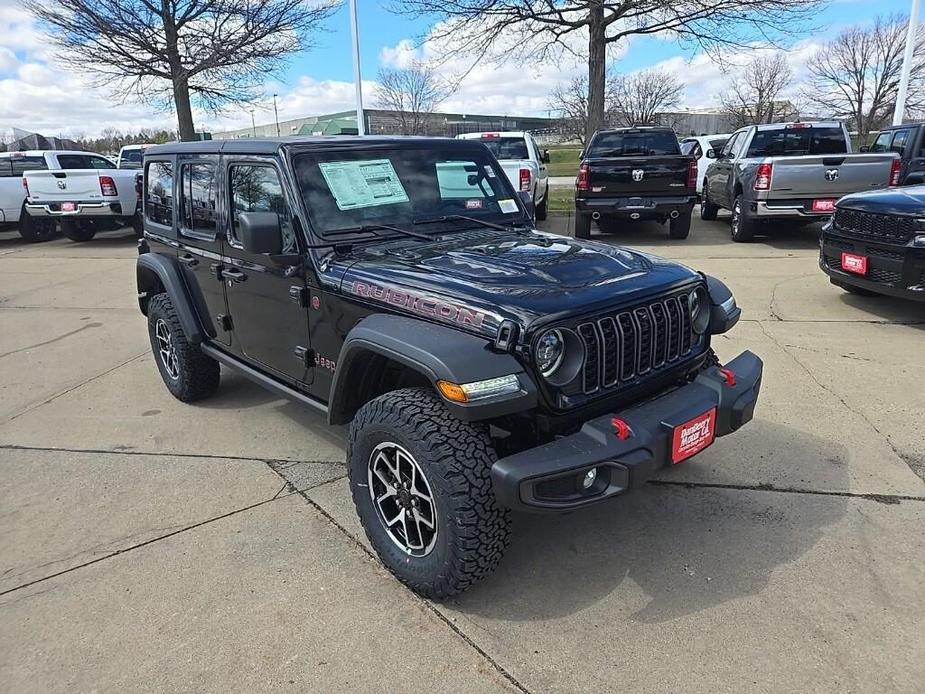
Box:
[498, 160, 534, 191]
[768, 154, 897, 200]
[25, 170, 103, 202]
[584, 155, 692, 197]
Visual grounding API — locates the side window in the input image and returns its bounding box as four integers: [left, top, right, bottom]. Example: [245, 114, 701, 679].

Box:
[145, 161, 174, 228]
[0, 159, 11, 178]
[720, 133, 739, 158]
[229, 164, 295, 253]
[180, 163, 218, 238]
[730, 131, 749, 157]
[10, 157, 49, 176]
[691, 142, 703, 159]
[890, 129, 911, 156]
[870, 131, 893, 153]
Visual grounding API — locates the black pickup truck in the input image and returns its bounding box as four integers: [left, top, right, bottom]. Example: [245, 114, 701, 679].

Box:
[574, 126, 697, 240]
[864, 122, 925, 185]
[136, 136, 761, 598]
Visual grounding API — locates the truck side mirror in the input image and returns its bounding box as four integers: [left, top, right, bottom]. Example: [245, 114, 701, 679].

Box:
[705, 148, 716, 159]
[518, 190, 535, 219]
[542, 149, 551, 164]
[238, 211, 282, 255]
[859, 145, 870, 153]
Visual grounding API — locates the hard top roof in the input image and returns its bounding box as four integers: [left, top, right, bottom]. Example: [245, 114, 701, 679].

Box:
[145, 135, 478, 157]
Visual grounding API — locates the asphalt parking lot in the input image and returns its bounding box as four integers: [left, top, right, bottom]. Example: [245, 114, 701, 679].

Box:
[1, 212, 924, 693]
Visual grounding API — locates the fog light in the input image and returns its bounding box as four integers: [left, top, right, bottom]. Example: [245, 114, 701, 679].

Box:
[581, 468, 597, 489]
[913, 234, 925, 247]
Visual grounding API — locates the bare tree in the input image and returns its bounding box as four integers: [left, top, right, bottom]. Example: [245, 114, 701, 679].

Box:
[719, 53, 797, 128]
[374, 63, 456, 135]
[803, 14, 925, 140]
[24, 0, 339, 141]
[549, 75, 603, 143]
[395, 0, 820, 138]
[610, 68, 683, 127]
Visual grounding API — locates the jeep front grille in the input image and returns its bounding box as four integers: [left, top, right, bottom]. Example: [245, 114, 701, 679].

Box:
[833, 208, 916, 244]
[577, 292, 698, 394]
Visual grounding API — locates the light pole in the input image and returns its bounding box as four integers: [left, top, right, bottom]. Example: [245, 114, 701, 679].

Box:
[273, 94, 281, 137]
[893, 0, 922, 125]
[251, 110, 257, 137]
[348, 0, 365, 135]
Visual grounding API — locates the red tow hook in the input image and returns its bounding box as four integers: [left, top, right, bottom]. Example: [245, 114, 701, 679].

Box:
[719, 367, 737, 387]
[611, 417, 633, 440]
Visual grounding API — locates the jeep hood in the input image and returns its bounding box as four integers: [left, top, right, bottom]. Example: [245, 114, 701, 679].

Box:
[334, 229, 701, 337]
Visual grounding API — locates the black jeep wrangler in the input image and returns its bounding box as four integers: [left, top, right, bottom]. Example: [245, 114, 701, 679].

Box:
[136, 137, 762, 598]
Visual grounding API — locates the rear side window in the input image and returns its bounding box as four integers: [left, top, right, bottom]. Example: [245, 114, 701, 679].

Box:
[708, 138, 728, 151]
[229, 164, 296, 253]
[180, 163, 217, 238]
[119, 150, 145, 168]
[57, 154, 114, 170]
[479, 137, 529, 160]
[746, 127, 847, 156]
[587, 131, 680, 157]
[889, 129, 911, 156]
[145, 161, 174, 227]
[9, 156, 49, 176]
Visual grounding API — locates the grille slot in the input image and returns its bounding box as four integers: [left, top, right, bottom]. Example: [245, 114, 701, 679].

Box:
[580, 291, 700, 394]
[833, 208, 916, 243]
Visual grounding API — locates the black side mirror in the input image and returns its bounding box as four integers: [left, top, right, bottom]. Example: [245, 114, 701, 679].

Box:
[542, 149, 551, 164]
[705, 148, 716, 159]
[859, 145, 870, 153]
[518, 190, 535, 219]
[238, 211, 282, 255]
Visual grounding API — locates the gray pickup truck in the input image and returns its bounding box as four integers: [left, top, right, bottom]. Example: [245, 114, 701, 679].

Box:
[701, 122, 900, 241]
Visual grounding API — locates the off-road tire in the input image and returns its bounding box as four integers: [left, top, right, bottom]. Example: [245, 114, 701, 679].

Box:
[18, 209, 55, 243]
[730, 194, 755, 242]
[146, 293, 220, 402]
[348, 387, 511, 599]
[61, 218, 97, 242]
[535, 192, 548, 221]
[669, 211, 692, 239]
[700, 182, 719, 221]
[574, 211, 592, 239]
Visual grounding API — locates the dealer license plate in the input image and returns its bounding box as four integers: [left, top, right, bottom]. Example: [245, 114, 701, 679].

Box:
[671, 408, 717, 464]
[61, 202, 76, 212]
[841, 252, 868, 275]
[811, 199, 836, 212]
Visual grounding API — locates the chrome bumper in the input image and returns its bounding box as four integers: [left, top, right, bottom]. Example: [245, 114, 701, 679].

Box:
[25, 202, 121, 218]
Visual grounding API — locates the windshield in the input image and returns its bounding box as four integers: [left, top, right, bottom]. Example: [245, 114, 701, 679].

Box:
[478, 137, 529, 160]
[293, 145, 525, 236]
[587, 130, 680, 157]
[746, 127, 847, 157]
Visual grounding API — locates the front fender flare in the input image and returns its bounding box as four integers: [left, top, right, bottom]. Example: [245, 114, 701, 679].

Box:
[329, 314, 537, 425]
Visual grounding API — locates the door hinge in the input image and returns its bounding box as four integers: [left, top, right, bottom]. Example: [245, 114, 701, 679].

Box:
[217, 314, 233, 332]
[289, 285, 310, 308]
[294, 345, 315, 367]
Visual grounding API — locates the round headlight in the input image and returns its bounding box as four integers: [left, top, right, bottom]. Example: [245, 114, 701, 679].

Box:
[689, 288, 710, 334]
[535, 329, 565, 377]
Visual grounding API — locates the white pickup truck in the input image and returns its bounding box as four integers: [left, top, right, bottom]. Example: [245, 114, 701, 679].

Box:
[23, 152, 143, 242]
[0, 150, 113, 242]
[457, 131, 550, 220]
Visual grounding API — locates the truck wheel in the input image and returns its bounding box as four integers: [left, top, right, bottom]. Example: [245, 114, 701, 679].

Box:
[18, 210, 55, 243]
[574, 212, 592, 239]
[146, 293, 220, 402]
[535, 192, 548, 221]
[669, 211, 692, 239]
[730, 195, 755, 242]
[61, 219, 97, 242]
[700, 182, 719, 221]
[348, 387, 511, 599]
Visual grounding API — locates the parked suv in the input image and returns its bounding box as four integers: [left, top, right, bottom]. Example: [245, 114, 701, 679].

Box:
[574, 126, 697, 240]
[136, 137, 762, 598]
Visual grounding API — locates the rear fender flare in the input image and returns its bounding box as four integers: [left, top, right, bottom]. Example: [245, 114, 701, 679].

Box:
[136, 252, 209, 344]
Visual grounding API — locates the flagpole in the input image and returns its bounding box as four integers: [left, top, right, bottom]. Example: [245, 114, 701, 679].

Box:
[893, 0, 922, 125]
[349, 0, 365, 135]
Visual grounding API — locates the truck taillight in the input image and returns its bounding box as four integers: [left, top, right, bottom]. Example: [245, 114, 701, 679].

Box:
[890, 159, 902, 186]
[519, 167, 531, 192]
[576, 162, 590, 191]
[754, 162, 772, 191]
[22, 177, 29, 196]
[100, 175, 118, 197]
[687, 159, 697, 189]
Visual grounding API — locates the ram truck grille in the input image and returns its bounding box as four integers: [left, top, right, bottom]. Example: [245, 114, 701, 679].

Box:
[577, 291, 699, 394]
[833, 208, 916, 244]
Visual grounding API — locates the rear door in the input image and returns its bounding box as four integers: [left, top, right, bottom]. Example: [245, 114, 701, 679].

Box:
[583, 130, 689, 197]
[222, 157, 311, 383]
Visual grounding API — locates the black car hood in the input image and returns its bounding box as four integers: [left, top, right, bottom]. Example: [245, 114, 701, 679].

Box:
[838, 185, 925, 216]
[331, 228, 701, 337]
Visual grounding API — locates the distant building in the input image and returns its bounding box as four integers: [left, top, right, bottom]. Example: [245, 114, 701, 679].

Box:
[212, 109, 560, 140]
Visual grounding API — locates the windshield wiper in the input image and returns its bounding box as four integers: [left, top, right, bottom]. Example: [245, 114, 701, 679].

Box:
[412, 214, 529, 233]
[323, 223, 432, 242]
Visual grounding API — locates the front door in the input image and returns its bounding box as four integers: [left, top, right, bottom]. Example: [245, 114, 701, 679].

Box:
[708, 131, 741, 208]
[223, 159, 311, 384]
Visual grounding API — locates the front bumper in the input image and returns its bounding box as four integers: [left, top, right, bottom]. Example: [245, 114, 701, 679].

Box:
[26, 201, 125, 218]
[491, 350, 762, 512]
[576, 195, 695, 221]
[819, 228, 925, 301]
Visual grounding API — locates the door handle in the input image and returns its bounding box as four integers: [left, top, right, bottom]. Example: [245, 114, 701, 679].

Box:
[178, 253, 198, 267]
[221, 268, 246, 283]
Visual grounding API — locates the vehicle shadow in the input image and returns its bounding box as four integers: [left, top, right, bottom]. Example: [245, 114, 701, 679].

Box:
[450, 419, 847, 624]
[836, 291, 925, 328]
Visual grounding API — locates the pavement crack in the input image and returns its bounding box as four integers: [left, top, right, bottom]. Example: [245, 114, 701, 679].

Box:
[647, 479, 924, 504]
[0, 322, 104, 359]
[263, 462, 531, 694]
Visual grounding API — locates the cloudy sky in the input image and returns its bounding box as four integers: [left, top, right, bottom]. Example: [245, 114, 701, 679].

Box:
[0, 0, 914, 138]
